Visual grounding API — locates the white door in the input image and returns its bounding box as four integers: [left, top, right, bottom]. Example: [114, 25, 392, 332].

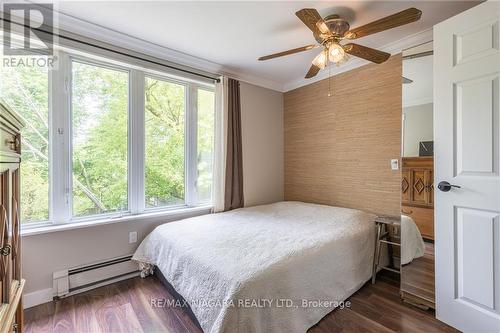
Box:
[434, 1, 500, 332]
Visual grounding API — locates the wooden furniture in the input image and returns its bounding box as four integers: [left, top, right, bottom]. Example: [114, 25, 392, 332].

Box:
[0, 100, 25, 333]
[401, 157, 434, 240]
[372, 215, 401, 284]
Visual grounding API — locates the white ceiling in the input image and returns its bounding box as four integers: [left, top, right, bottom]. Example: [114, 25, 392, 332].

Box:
[52, 1, 480, 91]
[403, 54, 433, 108]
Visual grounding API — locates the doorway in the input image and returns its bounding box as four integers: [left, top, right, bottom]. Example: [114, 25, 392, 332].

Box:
[400, 42, 436, 309]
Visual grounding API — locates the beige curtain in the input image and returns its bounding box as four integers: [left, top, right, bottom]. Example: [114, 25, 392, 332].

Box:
[224, 79, 244, 211]
[212, 77, 227, 213]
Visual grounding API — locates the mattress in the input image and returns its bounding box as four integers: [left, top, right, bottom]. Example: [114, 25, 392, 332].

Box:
[133, 201, 378, 333]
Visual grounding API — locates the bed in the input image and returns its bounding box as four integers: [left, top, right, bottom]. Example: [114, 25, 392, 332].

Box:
[400, 214, 426, 265]
[133, 201, 378, 333]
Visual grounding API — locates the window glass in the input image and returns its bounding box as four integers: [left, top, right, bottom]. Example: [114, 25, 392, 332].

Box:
[144, 77, 185, 208]
[197, 89, 215, 203]
[1, 48, 216, 226]
[0, 56, 50, 223]
[71, 61, 128, 217]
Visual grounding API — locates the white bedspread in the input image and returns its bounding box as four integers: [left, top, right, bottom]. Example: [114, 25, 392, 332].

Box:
[401, 215, 425, 265]
[133, 201, 377, 333]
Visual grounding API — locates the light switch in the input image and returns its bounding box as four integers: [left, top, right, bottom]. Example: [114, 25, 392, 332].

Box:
[391, 159, 399, 170]
[129, 231, 137, 243]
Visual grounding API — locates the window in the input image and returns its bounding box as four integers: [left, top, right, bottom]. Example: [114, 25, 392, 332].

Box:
[197, 88, 215, 203]
[0, 47, 215, 227]
[145, 77, 185, 208]
[71, 61, 129, 217]
[0, 56, 50, 223]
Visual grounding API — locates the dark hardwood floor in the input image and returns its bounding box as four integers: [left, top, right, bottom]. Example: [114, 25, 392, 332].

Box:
[25, 272, 457, 333]
[401, 242, 435, 305]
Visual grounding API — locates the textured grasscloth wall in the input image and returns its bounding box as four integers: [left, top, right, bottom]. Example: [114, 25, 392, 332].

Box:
[284, 55, 402, 216]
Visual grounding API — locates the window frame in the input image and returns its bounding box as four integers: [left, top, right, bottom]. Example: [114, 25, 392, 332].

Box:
[70, 55, 131, 220]
[18, 47, 215, 230]
[194, 86, 216, 205]
[143, 73, 188, 212]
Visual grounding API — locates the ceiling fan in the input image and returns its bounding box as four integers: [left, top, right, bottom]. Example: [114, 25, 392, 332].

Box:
[258, 8, 422, 79]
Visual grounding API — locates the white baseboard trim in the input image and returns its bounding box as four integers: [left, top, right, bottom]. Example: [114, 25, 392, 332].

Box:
[23, 288, 53, 309]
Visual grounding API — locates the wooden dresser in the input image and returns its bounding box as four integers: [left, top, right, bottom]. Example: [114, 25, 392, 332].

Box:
[0, 101, 25, 333]
[401, 157, 434, 240]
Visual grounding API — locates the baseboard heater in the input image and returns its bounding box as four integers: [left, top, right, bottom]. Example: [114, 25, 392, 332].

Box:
[52, 255, 140, 299]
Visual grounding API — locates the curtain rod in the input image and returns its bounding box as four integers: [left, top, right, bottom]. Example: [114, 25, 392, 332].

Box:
[1, 17, 221, 83]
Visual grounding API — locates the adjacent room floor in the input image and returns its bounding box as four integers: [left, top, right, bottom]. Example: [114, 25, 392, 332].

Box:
[25, 272, 456, 333]
[401, 242, 435, 306]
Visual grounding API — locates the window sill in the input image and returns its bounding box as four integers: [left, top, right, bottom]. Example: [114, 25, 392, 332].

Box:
[21, 205, 213, 237]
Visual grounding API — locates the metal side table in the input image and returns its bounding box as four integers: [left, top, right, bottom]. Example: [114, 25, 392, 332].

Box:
[372, 215, 401, 284]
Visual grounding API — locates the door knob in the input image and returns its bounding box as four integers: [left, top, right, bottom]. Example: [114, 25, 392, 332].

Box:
[438, 181, 461, 192]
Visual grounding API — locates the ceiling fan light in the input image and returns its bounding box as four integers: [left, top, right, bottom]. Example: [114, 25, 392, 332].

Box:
[334, 53, 349, 66]
[329, 43, 345, 63]
[312, 50, 328, 69]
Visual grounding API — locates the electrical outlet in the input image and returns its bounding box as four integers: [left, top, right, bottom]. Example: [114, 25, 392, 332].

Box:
[129, 231, 137, 243]
[391, 159, 399, 170]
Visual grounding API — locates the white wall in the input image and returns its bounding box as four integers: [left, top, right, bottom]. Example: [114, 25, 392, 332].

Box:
[21, 210, 208, 300]
[240, 82, 284, 207]
[403, 103, 433, 157]
[402, 55, 433, 108]
[21, 82, 284, 303]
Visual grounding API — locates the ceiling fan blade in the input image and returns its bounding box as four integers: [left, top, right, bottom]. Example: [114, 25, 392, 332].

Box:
[296, 8, 331, 37]
[344, 8, 422, 39]
[305, 64, 321, 79]
[258, 45, 319, 61]
[343, 43, 391, 64]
